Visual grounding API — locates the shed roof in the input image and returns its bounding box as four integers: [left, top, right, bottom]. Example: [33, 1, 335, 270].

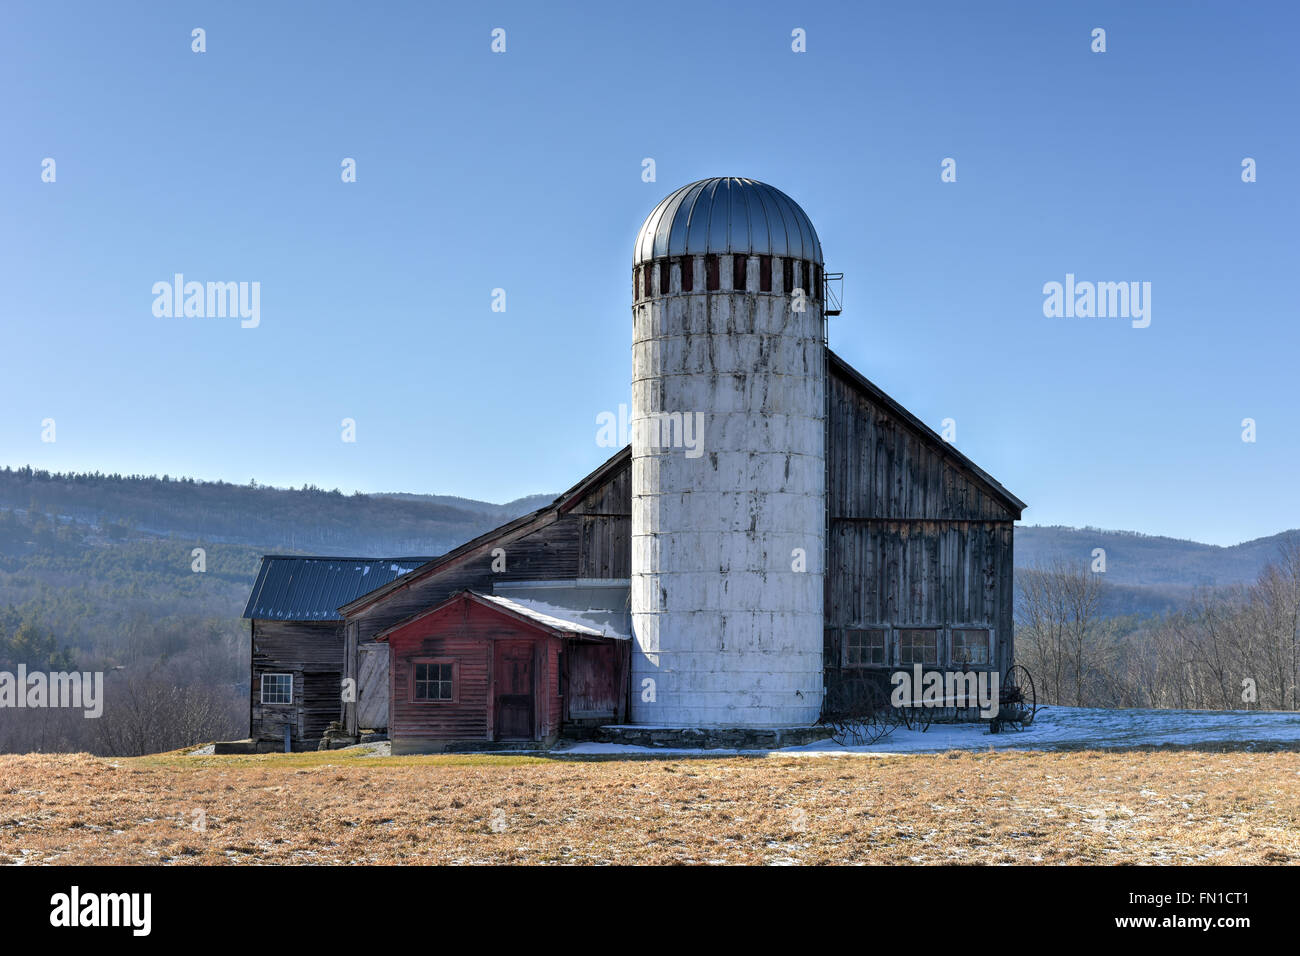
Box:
[242, 555, 434, 622]
[374, 589, 622, 643]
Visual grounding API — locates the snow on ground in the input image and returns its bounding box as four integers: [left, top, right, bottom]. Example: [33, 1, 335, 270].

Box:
[560, 706, 1300, 757]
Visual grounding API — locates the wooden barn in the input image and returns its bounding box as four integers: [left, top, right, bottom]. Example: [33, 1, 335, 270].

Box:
[377, 590, 628, 754]
[240, 555, 430, 751]
[333, 450, 634, 751]
[243, 351, 1022, 751]
[822, 352, 1025, 717]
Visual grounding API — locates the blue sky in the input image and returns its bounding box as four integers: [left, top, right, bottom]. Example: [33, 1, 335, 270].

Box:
[1, 1, 1296, 546]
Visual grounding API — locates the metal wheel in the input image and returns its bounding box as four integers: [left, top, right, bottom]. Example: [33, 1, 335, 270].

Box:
[996, 664, 1038, 731]
[819, 675, 897, 745]
[898, 699, 933, 733]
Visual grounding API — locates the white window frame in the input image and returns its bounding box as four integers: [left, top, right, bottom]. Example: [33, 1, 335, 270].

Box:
[261, 672, 293, 705]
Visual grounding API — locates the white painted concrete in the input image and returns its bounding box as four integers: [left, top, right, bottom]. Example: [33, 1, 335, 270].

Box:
[630, 253, 825, 726]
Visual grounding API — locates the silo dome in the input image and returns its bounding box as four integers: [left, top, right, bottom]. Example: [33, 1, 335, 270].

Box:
[634, 177, 822, 266]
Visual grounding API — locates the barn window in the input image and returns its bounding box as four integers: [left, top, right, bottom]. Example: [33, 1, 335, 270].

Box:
[733, 254, 747, 290]
[412, 660, 456, 702]
[679, 255, 693, 292]
[261, 673, 292, 705]
[898, 629, 940, 666]
[642, 264, 652, 299]
[783, 257, 794, 295]
[844, 628, 887, 667]
[759, 255, 772, 292]
[951, 629, 992, 665]
[705, 254, 719, 290]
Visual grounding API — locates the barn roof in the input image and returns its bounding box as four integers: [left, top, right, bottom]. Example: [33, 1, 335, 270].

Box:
[336, 446, 632, 618]
[828, 349, 1027, 518]
[373, 589, 622, 643]
[242, 555, 435, 622]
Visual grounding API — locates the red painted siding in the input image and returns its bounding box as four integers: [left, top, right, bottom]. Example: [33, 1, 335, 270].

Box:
[386, 596, 566, 745]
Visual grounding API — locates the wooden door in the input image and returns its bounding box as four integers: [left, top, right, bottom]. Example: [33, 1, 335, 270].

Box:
[494, 643, 535, 740]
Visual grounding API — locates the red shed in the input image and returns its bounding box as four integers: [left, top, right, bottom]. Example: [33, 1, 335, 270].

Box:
[377, 589, 628, 754]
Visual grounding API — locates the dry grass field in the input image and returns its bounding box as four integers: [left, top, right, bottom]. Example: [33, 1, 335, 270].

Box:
[1, 747, 1297, 865]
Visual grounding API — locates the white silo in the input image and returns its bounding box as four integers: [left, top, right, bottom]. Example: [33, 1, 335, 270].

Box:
[629, 177, 826, 728]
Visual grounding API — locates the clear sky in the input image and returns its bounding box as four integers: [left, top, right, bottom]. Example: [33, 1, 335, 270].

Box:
[1, 1, 1296, 546]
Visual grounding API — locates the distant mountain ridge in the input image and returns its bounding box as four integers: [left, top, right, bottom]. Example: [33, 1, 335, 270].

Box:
[1, 464, 1296, 623]
[1015, 525, 1295, 589]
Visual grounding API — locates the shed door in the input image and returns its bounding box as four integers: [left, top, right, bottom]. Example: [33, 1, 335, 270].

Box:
[495, 643, 535, 740]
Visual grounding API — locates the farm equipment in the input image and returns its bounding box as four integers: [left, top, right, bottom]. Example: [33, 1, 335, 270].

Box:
[989, 663, 1038, 733]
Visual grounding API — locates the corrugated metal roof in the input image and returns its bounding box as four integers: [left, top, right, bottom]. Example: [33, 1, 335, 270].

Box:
[634, 178, 822, 266]
[242, 555, 435, 621]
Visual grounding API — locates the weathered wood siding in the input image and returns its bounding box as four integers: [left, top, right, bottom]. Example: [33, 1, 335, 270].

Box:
[343, 460, 632, 737]
[824, 366, 1018, 712]
[351, 468, 630, 644]
[355, 642, 388, 730]
[386, 598, 565, 752]
[565, 642, 619, 718]
[250, 619, 344, 750]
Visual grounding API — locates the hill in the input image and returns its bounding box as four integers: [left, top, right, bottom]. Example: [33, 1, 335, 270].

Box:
[2, 463, 1297, 672]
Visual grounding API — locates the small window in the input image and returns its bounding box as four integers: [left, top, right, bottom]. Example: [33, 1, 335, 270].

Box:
[844, 628, 887, 667]
[634, 266, 643, 299]
[705, 254, 719, 291]
[898, 629, 940, 666]
[951, 629, 991, 665]
[733, 254, 747, 290]
[783, 257, 794, 294]
[261, 673, 292, 705]
[679, 255, 693, 292]
[759, 255, 772, 292]
[642, 264, 652, 299]
[413, 661, 455, 702]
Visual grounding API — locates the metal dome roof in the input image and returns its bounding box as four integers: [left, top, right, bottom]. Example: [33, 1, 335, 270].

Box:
[633, 177, 822, 266]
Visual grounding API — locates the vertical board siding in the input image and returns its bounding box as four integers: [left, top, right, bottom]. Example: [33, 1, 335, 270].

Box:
[566, 642, 619, 717]
[825, 364, 1017, 711]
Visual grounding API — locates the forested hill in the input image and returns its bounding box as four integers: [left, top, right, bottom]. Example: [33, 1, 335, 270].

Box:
[1, 465, 1296, 752]
[0, 465, 553, 557]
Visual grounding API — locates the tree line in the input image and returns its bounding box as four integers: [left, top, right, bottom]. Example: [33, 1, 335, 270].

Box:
[1016, 535, 1300, 711]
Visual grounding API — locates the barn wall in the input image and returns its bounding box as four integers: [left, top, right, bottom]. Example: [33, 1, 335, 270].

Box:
[389, 631, 493, 745]
[824, 367, 1017, 713]
[250, 619, 345, 750]
[387, 599, 566, 753]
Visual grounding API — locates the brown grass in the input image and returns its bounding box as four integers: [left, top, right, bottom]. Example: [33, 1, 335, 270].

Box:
[1, 748, 1297, 865]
